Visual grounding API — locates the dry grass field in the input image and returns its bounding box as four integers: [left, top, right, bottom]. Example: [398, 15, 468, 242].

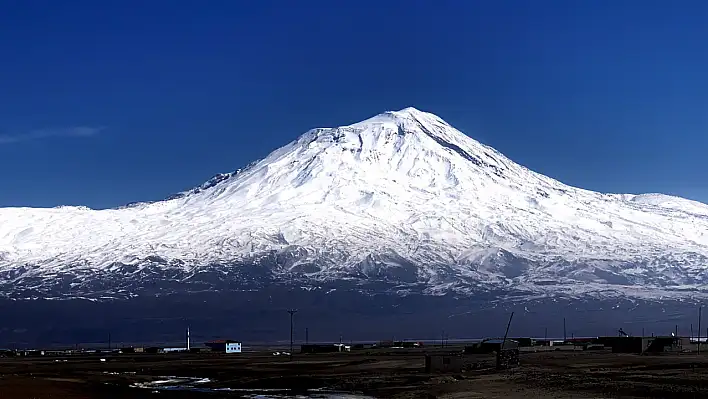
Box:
[2, 347, 708, 398]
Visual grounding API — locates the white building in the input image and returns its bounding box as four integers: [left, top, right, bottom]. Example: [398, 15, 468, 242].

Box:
[225, 342, 242, 353]
[205, 340, 242, 353]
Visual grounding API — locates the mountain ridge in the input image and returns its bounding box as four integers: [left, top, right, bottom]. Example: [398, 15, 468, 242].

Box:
[1, 107, 707, 301]
[34, 107, 707, 212]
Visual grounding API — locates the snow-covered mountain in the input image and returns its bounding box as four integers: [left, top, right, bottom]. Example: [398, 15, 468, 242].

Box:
[2, 107, 708, 301]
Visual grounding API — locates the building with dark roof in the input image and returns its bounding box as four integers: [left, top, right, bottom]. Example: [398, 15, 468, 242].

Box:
[205, 340, 242, 353]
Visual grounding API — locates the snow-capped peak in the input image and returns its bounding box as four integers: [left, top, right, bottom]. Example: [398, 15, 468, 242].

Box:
[182, 107, 519, 216]
[1, 108, 707, 301]
[360, 106, 444, 125]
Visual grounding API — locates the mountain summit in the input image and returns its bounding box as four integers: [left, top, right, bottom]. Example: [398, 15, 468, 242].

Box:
[1, 108, 708, 301]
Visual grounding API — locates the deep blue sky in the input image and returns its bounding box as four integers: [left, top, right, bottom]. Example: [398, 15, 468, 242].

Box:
[1, 0, 707, 208]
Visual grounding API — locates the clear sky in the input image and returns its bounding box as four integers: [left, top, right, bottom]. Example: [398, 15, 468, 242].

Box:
[1, 0, 707, 209]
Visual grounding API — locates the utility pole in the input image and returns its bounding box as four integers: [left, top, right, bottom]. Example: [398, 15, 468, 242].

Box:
[563, 317, 567, 342]
[676, 325, 681, 348]
[699, 306, 703, 355]
[501, 312, 514, 351]
[108, 332, 111, 351]
[287, 309, 298, 361]
[544, 327, 547, 343]
[305, 327, 309, 344]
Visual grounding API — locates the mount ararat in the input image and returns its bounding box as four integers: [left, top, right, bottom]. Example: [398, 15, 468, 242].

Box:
[1, 107, 707, 345]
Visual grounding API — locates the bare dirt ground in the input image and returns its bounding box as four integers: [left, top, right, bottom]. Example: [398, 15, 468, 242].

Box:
[2, 348, 708, 398]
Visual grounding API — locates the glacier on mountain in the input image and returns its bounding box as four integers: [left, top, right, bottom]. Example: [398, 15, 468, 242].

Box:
[1, 107, 707, 301]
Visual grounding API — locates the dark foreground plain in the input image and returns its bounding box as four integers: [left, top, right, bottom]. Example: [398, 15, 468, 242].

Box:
[3, 348, 708, 398]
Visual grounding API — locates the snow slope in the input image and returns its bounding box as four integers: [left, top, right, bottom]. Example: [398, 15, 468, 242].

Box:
[1, 107, 707, 300]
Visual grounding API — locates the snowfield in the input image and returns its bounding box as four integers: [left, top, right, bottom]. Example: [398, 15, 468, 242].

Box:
[1, 107, 707, 300]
